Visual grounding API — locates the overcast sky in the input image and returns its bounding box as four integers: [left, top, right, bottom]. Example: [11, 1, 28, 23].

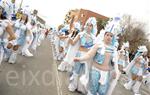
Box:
[14, 0, 150, 33]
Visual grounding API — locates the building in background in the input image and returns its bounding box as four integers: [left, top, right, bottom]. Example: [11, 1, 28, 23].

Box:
[64, 9, 109, 32]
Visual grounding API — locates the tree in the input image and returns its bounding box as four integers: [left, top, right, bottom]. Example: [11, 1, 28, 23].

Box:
[96, 18, 109, 36]
[119, 15, 150, 54]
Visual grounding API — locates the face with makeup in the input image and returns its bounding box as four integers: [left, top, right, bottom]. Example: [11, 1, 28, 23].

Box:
[86, 23, 93, 33]
[20, 14, 28, 24]
[104, 32, 114, 45]
[21, 14, 27, 21]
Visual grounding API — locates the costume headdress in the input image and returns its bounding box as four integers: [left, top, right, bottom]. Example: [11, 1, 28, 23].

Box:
[85, 17, 97, 35]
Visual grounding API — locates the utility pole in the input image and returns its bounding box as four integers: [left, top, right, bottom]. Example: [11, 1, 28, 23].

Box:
[19, 0, 23, 9]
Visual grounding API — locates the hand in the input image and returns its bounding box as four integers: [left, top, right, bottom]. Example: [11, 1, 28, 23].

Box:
[8, 36, 16, 41]
[74, 57, 80, 62]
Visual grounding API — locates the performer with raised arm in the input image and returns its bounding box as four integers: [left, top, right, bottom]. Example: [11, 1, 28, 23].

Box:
[0, 5, 16, 67]
[73, 17, 124, 95]
[6, 13, 29, 64]
[68, 17, 97, 93]
[124, 46, 149, 95]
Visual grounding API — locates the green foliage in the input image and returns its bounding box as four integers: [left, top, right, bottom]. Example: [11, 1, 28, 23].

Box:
[96, 18, 109, 31]
[96, 18, 109, 36]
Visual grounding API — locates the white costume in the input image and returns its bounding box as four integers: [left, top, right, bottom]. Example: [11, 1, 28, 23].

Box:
[75, 16, 125, 95]
[8, 19, 28, 64]
[0, 20, 9, 65]
[68, 18, 97, 94]
[21, 23, 34, 57]
[58, 22, 81, 71]
[124, 46, 149, 95]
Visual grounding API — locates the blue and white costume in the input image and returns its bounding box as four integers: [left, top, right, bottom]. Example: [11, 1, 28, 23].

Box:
[12, 20, 28, 45]
[8, 20, 28, 64]
[124, 46, 149, 95]
[58, 22, 81, 71]
[68, 17, 97, 93]
[74, 17, 125, 95]
[57, 24, 70, 61]
[21, 23, 34, 57]
[118, 42, 130, 73]
[30, 24, 38, 51]
[0, 20, 9, 65]
[118, 42, 129, 66]
[30, 13, 38, 52]
[37, 27, 45, 46]
[88, 45, 116, 95]
[0, 0, 18, 20]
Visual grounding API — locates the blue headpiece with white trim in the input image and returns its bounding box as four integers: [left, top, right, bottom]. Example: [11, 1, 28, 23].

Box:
[85, 17, 97, 36]
[104, 17, 124, 47]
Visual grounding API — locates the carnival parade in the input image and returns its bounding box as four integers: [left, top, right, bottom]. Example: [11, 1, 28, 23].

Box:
[0, 0, 150, 95]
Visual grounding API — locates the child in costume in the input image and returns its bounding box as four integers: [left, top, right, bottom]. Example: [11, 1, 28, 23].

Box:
[118, 42, 130, 74]
[124, 46, 149, 95]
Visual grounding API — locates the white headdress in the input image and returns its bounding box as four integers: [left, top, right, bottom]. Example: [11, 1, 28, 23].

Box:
[132, 45, 148, 60]
[63, 24, 70, 30]
[74, 22, 81, 30]
[99, 16, 125, 47]
[121, 41, 129, 50]
[104, 17, 124, 35]
[84, 17, 97, 35]
[21, 5, 31, 16]
[137, 46, 148, 53]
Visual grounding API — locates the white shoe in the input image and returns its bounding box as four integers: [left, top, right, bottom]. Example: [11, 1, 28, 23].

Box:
[22, 50, 33, 57]
[134, 93, 141, 95]
[57, 62, 67, 72]
[132, 81, 141, 95]
[37, 43, 40, 46]
[124, 80, 135, 90]
[8, 52, 17, 64]
[68, 84, 76, 92]
[68, 73, 78, 92]
[124, 83, 131, 90]
[80, 75, 88, 89]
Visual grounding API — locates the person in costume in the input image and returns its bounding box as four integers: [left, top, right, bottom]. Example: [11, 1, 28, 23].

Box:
[124, 46, 149, 95]
[118, 41, 130, 74]
[37, 25, 45, 47]
[57, 24, 70, 61]
[68, 17, 97, 93]
[21, 17, 36, 57]
[58, 22, 81, 72]
[0, 0, 17, 21]
[0, 5, 16, 67]
[34, 22, 42, 47]
[48, 27, 59, 60]
[6, 12, 29, 64]
[73, 17, 124, 95]
[30, 10, 38, 53]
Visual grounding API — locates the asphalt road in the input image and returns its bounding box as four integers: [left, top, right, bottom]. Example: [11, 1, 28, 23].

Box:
[0, 39, 58, 95]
